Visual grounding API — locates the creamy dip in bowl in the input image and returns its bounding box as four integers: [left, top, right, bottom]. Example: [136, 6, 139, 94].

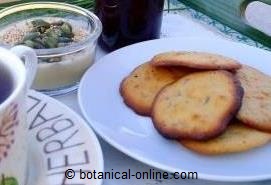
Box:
[0, 2, 102, 96]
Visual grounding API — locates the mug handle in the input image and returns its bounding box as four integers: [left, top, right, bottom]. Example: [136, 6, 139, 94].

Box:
[10, 45, 38, 89]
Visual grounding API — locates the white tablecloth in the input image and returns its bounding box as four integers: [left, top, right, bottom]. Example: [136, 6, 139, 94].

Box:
[56, 13, 270, 185]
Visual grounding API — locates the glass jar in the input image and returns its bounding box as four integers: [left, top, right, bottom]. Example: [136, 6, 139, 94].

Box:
[95, 0, 165, 51]
[0, 2, 102, 96]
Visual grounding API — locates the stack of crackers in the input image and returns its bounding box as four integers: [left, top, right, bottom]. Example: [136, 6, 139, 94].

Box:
[120, 51, 271, 155]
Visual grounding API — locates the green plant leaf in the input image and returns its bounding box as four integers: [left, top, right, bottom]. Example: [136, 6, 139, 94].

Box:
[1, 177, 18, 185]
[179, 0, 271, 48]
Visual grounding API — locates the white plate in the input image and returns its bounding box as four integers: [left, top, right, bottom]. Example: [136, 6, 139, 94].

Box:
[27, 90, 103, 185]
[78, 37, 271, 182]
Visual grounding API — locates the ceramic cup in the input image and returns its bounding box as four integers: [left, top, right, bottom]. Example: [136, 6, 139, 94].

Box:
[0, 46, 37, 185]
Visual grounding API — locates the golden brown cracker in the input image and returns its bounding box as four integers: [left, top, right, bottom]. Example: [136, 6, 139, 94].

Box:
[236, 65, 271, 132]
[180, 121, 271, 155]
[120, 62, 193, 116]
[152, 70, 243, 140]
[151, 51, 241, 70]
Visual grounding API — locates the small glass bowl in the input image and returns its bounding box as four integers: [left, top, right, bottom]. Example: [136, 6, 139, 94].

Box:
[0, 2, 102, 96]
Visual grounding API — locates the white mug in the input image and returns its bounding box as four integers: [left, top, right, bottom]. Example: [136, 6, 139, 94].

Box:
[0, 46, 37, 185]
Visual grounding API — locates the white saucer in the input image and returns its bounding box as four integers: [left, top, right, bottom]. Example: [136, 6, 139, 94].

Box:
[26, 90, 103, 185]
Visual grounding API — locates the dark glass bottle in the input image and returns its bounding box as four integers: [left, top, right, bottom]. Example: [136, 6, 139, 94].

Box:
[95, 0, 165, 51]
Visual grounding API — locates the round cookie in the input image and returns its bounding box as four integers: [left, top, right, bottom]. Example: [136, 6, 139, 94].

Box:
[236, 65, 271, 132]
[150, 51, 241, 70]
[120, 62, 193, 116]
[152, 70, 243, 140]
[180, 121, 271, 155]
